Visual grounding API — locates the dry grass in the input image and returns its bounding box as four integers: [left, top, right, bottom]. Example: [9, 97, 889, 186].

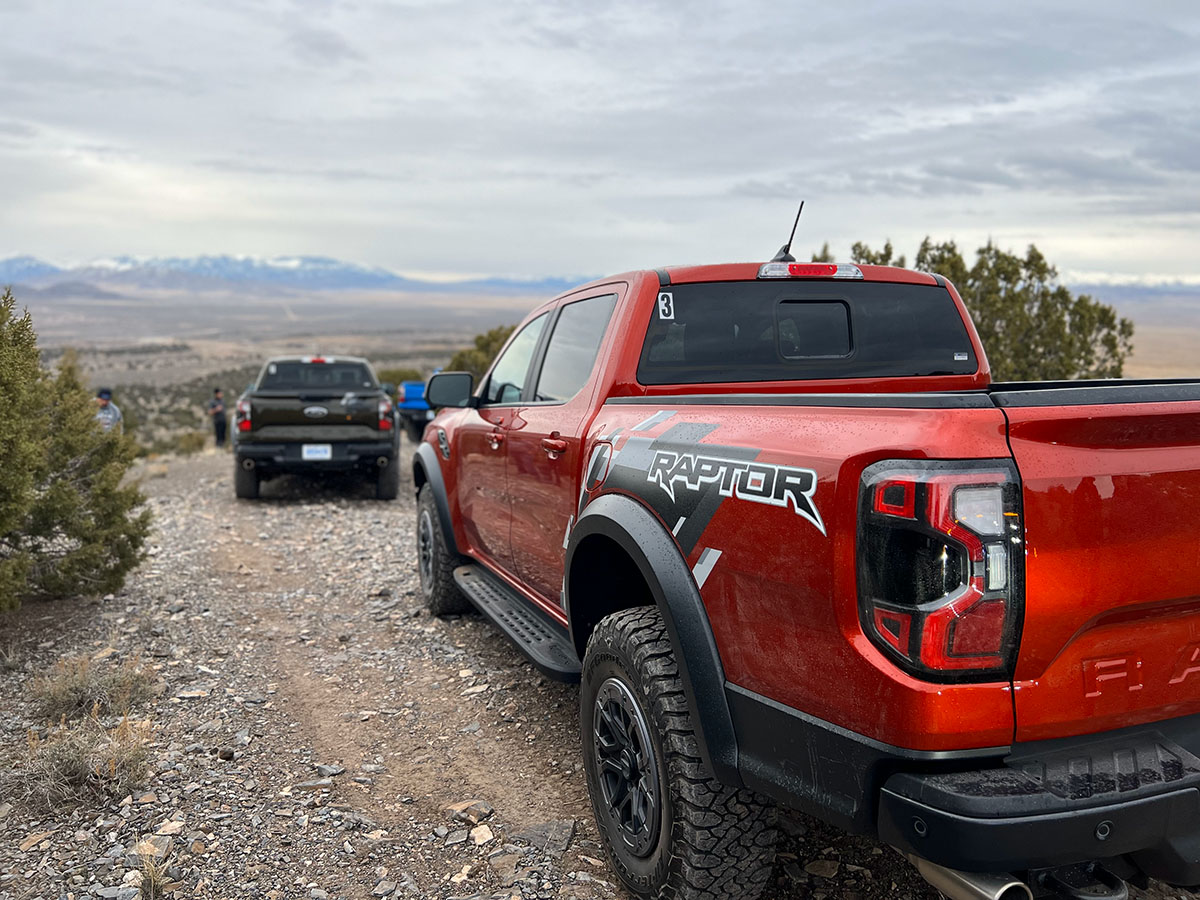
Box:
[25, 715, 151, 806]
[0, 640, 20, 672]
[139, 857, 172, 898]
[33, 654, 153, 719]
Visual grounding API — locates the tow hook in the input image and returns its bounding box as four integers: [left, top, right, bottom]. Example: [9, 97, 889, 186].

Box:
[1031, 863, 1128, 900]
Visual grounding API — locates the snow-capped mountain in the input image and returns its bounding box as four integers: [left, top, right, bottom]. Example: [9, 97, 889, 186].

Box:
[0, 255, 64, 284]
[0, 254, 580, 295]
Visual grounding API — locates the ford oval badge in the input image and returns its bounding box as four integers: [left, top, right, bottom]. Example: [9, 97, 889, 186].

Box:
[303, 406, 329, 418]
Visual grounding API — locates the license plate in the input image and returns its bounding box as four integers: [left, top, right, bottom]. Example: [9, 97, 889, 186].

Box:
[302, 444, 332, 461]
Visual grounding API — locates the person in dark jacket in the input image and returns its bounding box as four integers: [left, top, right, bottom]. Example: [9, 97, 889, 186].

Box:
[208, 388, 228, 448]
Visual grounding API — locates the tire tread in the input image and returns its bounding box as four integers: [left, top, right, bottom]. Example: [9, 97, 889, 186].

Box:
[585, 607, 777, 900]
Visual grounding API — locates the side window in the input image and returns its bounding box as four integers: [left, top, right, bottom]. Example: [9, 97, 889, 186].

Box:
[534, 294, 618, 402]
[483, 313, 548, 404]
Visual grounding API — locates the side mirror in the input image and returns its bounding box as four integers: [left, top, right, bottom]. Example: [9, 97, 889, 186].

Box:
[425, 371, 476, 409]
[381, 382, 395, 397]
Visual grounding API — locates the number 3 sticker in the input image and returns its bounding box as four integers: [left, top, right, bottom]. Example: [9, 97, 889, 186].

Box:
[657, 292, 674, 320]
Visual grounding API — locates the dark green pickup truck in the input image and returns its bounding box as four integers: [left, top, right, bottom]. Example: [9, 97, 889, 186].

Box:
[232, 355, 401, 500]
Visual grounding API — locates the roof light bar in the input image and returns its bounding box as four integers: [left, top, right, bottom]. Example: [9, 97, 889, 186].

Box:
[758, 262, 864, 280]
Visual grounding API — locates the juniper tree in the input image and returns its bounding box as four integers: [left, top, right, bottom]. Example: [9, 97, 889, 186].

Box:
[0, 292, 149, 609]
[0, 288, 43, 610]
[448, 324, 517, 381]
[845, 238, 1134, 381]
[913, 239, 1134, 381]
[19, 351, 150, 601]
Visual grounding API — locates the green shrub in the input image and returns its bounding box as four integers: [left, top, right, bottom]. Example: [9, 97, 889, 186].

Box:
[0, 290, 150, 609]
[376, 367, 424, 389]
[0, 289, 42, 609]
[447, 324, 516, 381]
[34, 654, 154, 719]
[173, 431, 207, 455]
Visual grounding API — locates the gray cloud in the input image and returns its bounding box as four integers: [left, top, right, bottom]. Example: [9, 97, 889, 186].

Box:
[286, 24, 363, 66]
[0, 0, 1198, 281]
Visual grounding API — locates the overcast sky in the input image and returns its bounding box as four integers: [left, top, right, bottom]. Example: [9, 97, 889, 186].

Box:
[1, 0, 1198, 282]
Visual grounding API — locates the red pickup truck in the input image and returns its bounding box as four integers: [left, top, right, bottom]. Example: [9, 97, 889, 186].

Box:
[412, 260, 1200, 900]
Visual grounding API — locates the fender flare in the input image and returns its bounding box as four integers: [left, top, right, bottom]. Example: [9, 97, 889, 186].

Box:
[412, 441, 460, 555]
[566, 492, 741, 786]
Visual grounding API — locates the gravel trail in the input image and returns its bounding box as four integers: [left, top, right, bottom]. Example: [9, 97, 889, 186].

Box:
[0, 449, 1191, 900]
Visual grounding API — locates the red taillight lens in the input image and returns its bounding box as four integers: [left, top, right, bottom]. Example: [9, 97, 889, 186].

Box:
[378, 397, 393, 430]
[857, 460, 1023, 682]
[758, 262, 865, 279]
[236, 399, 251, 433]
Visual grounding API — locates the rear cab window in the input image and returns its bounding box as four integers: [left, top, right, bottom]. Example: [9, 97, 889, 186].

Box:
[257, 361, 377, 392]
[638, 280, 976, 384]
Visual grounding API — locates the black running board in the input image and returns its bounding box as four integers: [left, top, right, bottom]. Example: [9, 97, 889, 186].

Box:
[453, 565, 581, 682]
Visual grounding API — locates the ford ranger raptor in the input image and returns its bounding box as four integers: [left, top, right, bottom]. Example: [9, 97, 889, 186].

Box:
[412, 260, 1200, 900]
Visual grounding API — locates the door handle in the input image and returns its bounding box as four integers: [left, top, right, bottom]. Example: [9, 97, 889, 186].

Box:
[488, 431, 505, 450]
[541, 437, 568, 455]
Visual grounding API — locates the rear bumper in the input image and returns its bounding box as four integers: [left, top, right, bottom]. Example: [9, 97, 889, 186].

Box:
[236, 439, 397, 472]
[729, 685, 1200, 884]
[880, 778, 1200, 882]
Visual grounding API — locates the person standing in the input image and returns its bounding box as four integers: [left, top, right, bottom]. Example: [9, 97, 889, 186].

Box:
[94, 388, 123, 433]
[208, 388, 228, 448]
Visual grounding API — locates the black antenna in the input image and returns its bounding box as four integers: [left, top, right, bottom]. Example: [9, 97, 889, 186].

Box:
[770, 201, 805, 262]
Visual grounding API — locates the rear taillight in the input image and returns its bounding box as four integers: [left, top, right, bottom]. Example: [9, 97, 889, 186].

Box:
[378, 397, 393, 431]
[857, 459, 1023, 683]
[236, 398, 252, 433]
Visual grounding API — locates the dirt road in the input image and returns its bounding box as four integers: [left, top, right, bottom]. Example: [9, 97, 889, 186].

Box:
[0, 450, 1191, 900]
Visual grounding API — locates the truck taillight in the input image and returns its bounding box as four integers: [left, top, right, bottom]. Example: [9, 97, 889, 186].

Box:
[378, 397, 393, 431]
[857, 460, 1023, 683]
[236, 398, 252, 433]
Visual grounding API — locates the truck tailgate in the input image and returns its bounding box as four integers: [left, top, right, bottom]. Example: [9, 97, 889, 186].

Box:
[1000, 392, 1200, 742]
[250, 393, 380, 438]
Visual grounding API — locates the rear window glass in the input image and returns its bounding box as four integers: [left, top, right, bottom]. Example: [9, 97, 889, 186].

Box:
[257, 361, 376, 391]
[638, 280, 976, 384]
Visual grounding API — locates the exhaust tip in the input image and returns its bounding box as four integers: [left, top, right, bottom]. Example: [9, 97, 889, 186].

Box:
[377, 456, 389, 468]
[905, 852, 1033, 900]
[241, 458, 256, 471]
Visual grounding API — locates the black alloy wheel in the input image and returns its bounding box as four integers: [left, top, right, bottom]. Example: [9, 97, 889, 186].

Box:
[592, 676, 662, 857]
[415, 484, 470, 615]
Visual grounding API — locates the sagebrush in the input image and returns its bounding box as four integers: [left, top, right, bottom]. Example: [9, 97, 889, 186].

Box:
[34, 654, 154, 719]
[25, 715, 151, 806]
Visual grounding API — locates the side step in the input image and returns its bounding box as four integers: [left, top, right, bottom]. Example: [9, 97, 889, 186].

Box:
[453, 565, 581, 682]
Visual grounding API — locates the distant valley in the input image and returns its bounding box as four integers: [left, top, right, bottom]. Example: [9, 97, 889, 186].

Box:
[2, 254, 1197, 379]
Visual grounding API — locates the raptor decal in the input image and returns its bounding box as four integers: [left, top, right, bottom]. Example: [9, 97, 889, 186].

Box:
[647, 449, 825, 535]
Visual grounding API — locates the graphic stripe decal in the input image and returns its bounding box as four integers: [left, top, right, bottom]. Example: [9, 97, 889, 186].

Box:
[692, 548, 722, 590]
[630, 409, 676, 432]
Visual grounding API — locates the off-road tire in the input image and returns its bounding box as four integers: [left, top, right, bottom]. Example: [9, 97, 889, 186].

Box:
[234, 463, 260, 500]
[581, 607, 777, 900]
[416, 484, 470, 615]
[375, 459, 400, 501]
